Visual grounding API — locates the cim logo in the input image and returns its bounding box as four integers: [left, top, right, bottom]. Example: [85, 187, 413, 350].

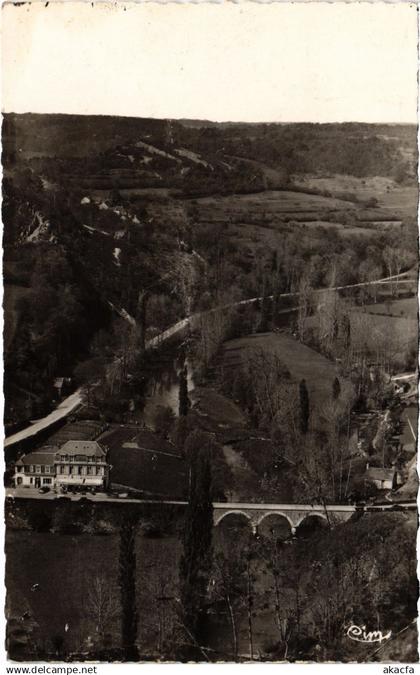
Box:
[346, 624, 392, 644]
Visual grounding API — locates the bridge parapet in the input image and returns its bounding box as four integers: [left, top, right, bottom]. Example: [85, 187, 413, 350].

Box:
[213, 503, 355, 534]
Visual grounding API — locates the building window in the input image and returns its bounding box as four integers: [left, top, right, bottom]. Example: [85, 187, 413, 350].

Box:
[30, 465, 34, 473]
[30, 477, 33, 484]
[41, 466, 45, 473]
[16, 477, 23, 486]
[16, 466, 22, 473]
[36, 466, 41, 474]
[45, 466, 50, 474]
[43, 478, 52, 485]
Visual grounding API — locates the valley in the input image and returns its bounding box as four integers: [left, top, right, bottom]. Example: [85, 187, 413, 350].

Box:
[3, 113, 418, 663]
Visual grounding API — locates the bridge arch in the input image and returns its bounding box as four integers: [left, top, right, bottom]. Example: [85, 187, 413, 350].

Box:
[295, 513, 329, 538]
[256, 512, 294, 539]
[256, 511, 294, 530]
[214, 510, 254, 529]
[294, 512, 329, 528]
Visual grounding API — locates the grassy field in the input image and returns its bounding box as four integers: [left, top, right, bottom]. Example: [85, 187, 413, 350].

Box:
[293, 174, 418, 220]
[361, 297, 417, 318]
[223, 332, 346, 409]
[99, 426, 188, 498]
[350, 305, 418, 367]
[192, 387, 247, 428]
[187, 188, 358, 220]
[185, 187, 394, 276]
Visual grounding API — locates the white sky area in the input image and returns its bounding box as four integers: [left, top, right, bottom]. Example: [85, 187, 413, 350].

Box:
[1, 1, 418, 123]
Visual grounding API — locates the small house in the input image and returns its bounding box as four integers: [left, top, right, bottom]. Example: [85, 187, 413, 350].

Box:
[14, 446, 58, 489]
[365, 465, 401, 491]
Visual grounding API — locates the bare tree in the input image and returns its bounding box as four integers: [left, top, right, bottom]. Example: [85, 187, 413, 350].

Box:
[195, 305, 233, 370]
[163, 250, 206, 317]
[315, 290, 340, 357]
[85, 574, 119, 648]
[209, 552, 246, 660]
[262, 541, 307, 659]
[297, 273, 314, 342]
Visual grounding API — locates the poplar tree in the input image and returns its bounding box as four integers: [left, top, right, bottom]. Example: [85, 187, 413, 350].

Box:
[179, 431, 213, 645]
[333, 376, 341, 400]
[178, 365, 190, 417]
[299, 379, 310, 435]
[119, 518, 139, 660]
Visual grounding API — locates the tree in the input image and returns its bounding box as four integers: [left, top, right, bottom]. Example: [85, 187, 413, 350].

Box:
[315, 288, 350, 359]
[332, 377, 341, 401]
[358, 259, 382, 303]
[245, 551, 256, 660]
[174, 415, 190, 455]
[85, 574, 119, 649]
[341, 313, 351, 354]
[178, 365, 190, 417]
[73, 357, 104, 408]
[210, 551, 246, 660]
[119, 518, 139, 660]
[297, 273, 313, 342]
[179, 432, 213, 646]
[153, 405, 175, 439]
[299, 379, 310, 435]
[136, 290, 149, 354]
[262, 540, 307, 660]
[239, 348, 291, 429]
[195, 305, 233, 372]
[258, 291, 271, 333]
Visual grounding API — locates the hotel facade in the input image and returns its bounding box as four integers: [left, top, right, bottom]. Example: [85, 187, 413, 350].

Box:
[14, 440, 110, 491]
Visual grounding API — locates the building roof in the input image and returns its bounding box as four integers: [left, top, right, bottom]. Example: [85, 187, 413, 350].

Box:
[365, 467, 395, 482]
[59, 440, 106, 457]
[16, 446, 59, 466]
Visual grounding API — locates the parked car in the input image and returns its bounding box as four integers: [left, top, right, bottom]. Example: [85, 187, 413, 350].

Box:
[38, 486, 50, 494]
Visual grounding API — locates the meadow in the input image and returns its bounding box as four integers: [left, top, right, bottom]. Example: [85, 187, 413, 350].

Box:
[99, 426, 188, 498]
[223, 332, 345, 410]
[350, 299, 418, 368]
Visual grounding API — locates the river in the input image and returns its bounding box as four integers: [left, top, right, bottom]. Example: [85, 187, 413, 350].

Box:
[141, 357, 195, 427]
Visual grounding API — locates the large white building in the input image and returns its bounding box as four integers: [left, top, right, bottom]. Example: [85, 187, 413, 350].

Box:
[14, 440, 110, 491]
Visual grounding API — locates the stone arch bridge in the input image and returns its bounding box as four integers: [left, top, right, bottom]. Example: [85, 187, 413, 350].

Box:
[212, 502, 357, 535]
[212, 501, 416, 535]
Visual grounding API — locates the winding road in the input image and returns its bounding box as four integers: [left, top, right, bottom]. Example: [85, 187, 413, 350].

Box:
[4, 269, 415, 449]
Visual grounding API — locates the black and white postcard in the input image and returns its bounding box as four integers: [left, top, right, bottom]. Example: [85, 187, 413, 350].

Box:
[1, 1, 418, 667]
